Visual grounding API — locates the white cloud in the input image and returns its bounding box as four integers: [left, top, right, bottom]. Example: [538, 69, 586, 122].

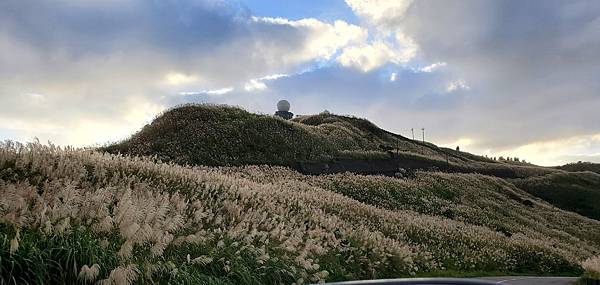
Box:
[345, 0, 412, 30]
[1, 0, 599, 167]
[243, 73, 289, 92]
[337, 41, 415, 72]
[179, 87, 234, 97]
[260, 73, 288, 80]
[163, 72, 199, 86]
[206, 87, 234, 95]
[491, 133, 600, 166]
[0, 1, 369, 147]
[337, 1, 418, 72]
[252, 16, 368, 63]
[341, 0, 600, 163]
[244, 80, 267, 92]
[419, 62, 447, 73]
[446, 80, 470, 92]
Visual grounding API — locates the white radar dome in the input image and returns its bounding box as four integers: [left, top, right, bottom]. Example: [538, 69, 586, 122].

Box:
[277, 100, 290, 112]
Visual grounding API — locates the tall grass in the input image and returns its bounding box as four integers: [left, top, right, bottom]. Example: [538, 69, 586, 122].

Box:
[582, 256, 600, 280]
[1, 141, 598, 284]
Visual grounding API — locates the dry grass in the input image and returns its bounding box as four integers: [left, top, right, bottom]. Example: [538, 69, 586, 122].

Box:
[1, 141, 598, 284]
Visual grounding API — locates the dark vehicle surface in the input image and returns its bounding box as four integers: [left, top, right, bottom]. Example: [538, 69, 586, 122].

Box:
[323, 278, 497, 285]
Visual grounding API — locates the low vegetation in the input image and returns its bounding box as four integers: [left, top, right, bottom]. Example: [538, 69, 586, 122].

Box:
[3, 105, 600, 284]
[2, 142, 600, 284]
[557, 162, 600, 175]
[582, 256, 600, 281]
[512, 171, 600, 220]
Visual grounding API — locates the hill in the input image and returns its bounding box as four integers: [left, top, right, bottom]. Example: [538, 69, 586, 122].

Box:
[1, 142, 600, 284]
[100, 104, 600, 222]
[102, 104, 465, 166]
[102, 104, 557, 178]
[512, 171, 600, 220]
[557, 162, 600, 174]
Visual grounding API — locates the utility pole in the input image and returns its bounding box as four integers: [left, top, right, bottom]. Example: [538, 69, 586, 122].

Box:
[421, 128, 425, 154]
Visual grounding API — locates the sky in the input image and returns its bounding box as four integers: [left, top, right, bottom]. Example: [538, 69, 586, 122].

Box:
[1, 0, 600, 166]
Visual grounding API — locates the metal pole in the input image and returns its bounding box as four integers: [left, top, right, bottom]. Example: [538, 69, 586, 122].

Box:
[421, 128, 425, 154]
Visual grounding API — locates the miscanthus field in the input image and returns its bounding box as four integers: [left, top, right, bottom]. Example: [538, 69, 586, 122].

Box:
[2, 141, 600, 284]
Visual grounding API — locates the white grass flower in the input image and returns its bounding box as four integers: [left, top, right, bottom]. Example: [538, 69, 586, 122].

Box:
[94, 216, 114, 233]
[582, 255, 600, 279]
[9, 229, 20, 255]
[121, 222, 140, 239]
[78, 264, 100, 283]
[55, 217, 71, 235]
[118, 240, 134, 259]
[106, 264, 139, 285]
[191, 255, 213, 266]
[3, 140, 600, 284]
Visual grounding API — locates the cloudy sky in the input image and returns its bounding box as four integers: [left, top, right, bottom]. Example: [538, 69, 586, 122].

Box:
[1, 0, 599, 166]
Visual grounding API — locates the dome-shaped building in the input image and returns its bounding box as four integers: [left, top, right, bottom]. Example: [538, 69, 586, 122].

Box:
[275, 100, 293, 119]
[277, 100, 290, 112]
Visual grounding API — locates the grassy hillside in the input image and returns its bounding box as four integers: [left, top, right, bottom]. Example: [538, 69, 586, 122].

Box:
[1, 142, 600, 284]
[512, 171, 600, 220]
[557, 162, 600, 174]
[103, 104, 337, 166]
[103, 104, 472, 167]
[103, 104, 558, 179]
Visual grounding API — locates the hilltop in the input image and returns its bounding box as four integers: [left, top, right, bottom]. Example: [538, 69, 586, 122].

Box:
[103, 104, 458, 167]
[103, 104, 556, 178]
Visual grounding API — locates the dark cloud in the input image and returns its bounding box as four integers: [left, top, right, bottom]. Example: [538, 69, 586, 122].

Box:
[1, 0, 599, 165]
[396, 0, 600, 149]
[0, 0, 363, 145]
